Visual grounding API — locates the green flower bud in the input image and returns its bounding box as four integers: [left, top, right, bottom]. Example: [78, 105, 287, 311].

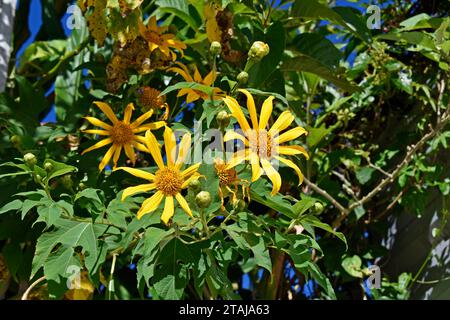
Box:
[233, 199, 247, 211]
[34, 174, 43, 184]
[216, 110, 231, 128]
[60, 174, 74, 190]
[210, 41, 222, 55]
[10, 135, 21, 146]
[195, 191, 212, 208]
[44, 162, 53, 172]
[237, 71, 249, 85]
[188, 178, 202, 193]
[248, 41, 270, 61]
[78, 182, 87, 191]
[313, 202, 324, 215]
[23, 153, 37, 168]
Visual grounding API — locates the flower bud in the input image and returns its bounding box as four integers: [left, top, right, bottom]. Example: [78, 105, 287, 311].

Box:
[313, 202, 324, 215]
[195, 191, 212, 208]
[23, 153, 37, 168]
[216, 110, 231, 128]
[210, 41, 222, 55]
[188, 178, 202, 193]
[34, 174, 43, 184]
[60, 174, 74, 190]
[44, 162, 53, 172]
[233, 199, 247, 211]
[10, 135, 21, 146]
[78, 182, 87, 190]
[248, 41, 270, 61]
[237, 71, 248, 85]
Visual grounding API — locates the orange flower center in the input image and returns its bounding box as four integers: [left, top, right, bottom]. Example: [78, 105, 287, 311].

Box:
[110, 121, 134, 145]
[248, 129, 272, 159]
[215, 162, 237, 186]
[145, 30, 163, 45]
[155, 167, 183, 196]
[138, 86, 165, 111]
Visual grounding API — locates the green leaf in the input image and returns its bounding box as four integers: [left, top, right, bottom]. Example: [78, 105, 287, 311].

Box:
[341, 255, 363, 278]
[250, 179, 296, 218]
[282, 54, 360, 93]
[43, 159, 77, 185]
[155, 0, 200, 31]
[292, 195, 317, 217]
[300, 216, 347, 248]
[243, 233, 272, 273]
[152, 238, 201, 299]
[0, 200, 23, 215]
[291, 0, 357, 39]
[244, 88, 289, 107]
[355, 166, 375, 185]
[32, 219, 101, 278]
[160, 81, 216, 97]
[307, 124, 332, 148]
[249, 21, 286, 88]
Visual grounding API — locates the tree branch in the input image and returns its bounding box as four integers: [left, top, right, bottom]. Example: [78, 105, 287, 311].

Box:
[332, 108, 450, 229]
[303, 177, 349, 215]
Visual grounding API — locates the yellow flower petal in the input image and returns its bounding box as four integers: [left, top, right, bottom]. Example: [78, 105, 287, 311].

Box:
[238, 89, 258, 129]
[275, 156, 304, 185]
[223, 130, 248, 145]
[222, 97, 251, 132]
[122, 183, 156, 201]
[131, 109, 154, 129]
[82, 129, 110, 136]
[269, 110, 295, 134]
[84, 117, 113, 130]
[181, 163, 201, 179]
[81, 137, 113, 155]
[277, 145, 309, 159]
[276, 127, 308, 144]
[133, 121, 166, 133]
[145, 130, 165, 168]
[248, 152, 263, 182]
[181, 174, 201, 189]
[132, 141, 150, 153]
[123, 103, 134, 124]
[124, 144, 136, 165]
[193, 65, 202, 83]
[225, 149, 249, 169]
[203, 70, 216, 86]
[99, 145, 116, 171]
[259, 96, 274, 129]
[163, 126, 176, 167]
[176, 133, 192, 168]
[112, 145, 122, 169]
[93, 101, 118, 124]
[137, 191, 164, 219]
[186, 91, 201, 103]
[161, 196, 174, 225]
[114, 167, 155, 181]
[260, 158, 281, 196]
[175, 193, 192, 217]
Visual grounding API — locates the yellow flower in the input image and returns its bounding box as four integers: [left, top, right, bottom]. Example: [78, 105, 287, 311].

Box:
[136, 86, 169, 120]
[168, 62, 222, 103]
[116, 127, 201, 224]
[214, 158, 249, 209]
[138, 16, 186, 61]
[82, 102, 165, 171]
[222, 89, 309, 195]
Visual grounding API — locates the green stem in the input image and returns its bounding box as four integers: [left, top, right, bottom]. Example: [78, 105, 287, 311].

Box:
[107, 253, 118, 300]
